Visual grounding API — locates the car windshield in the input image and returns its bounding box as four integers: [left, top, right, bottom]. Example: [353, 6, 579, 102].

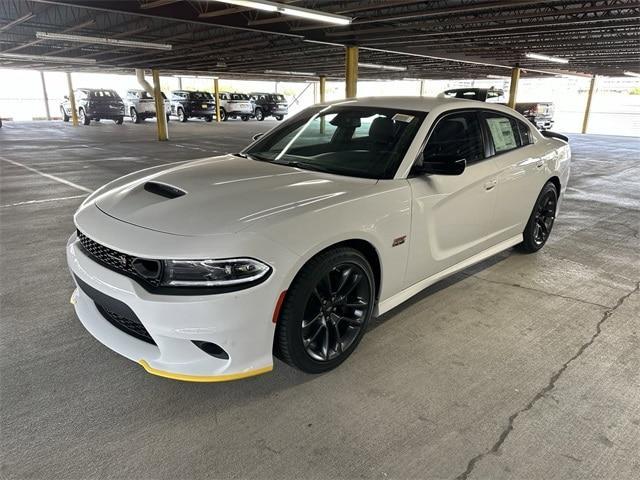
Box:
[245, 105, 426, 179]
[190, 92, 213, 100]
[90, 90, 120, 99]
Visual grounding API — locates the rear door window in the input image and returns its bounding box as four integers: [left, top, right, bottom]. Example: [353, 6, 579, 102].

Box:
[424, 111, 485, 163]
[483, 113, 521, 154]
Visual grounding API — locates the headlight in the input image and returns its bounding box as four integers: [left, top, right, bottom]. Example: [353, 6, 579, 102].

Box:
[161, 258, 270, 287]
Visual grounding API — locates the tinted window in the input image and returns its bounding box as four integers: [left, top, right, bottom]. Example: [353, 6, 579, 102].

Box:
[517, 120, 533, 145]
[483, 113, 521, 153]
[246, 106, 426, 179]
[424, 111, 485, 163]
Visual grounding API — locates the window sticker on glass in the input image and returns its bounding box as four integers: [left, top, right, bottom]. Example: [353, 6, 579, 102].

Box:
[487, 117, 517, 152]
[392, 113, 415, 123]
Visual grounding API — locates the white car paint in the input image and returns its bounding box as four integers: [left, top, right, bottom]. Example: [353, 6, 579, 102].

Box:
[67, 96, 570, 381]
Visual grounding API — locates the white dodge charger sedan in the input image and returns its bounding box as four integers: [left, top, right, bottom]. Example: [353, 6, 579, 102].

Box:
[67, 97, 570, 382]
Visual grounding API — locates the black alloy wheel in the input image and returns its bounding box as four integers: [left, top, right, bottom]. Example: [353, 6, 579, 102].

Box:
[275, 248, 375, 373]
[517, 182, 558, 253]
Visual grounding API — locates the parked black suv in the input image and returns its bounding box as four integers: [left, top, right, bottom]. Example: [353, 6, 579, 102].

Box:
[170, 90, 216, 122]
[60, 88, 125, 125]
[250, 93, 288, 121]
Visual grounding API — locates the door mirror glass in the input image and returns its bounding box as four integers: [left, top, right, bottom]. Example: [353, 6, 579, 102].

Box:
[413, 154, 466, 176]
[252, 132, 264, 141]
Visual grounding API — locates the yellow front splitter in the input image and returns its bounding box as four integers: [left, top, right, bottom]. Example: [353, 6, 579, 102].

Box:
[138, 359, 272, 383]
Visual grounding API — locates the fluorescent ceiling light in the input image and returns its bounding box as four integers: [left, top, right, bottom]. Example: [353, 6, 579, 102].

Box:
[0, 52, 96, 64]
[265, 69, 316, 76]
[358, 62, 407, 72]
[487, 74, 509, 79]
[173, 75, 219, 79]
[525, 52, 569, 64]
[207, 0, 351, 25]
[623, 71, 640, 78]
[36, 31, 172, 50]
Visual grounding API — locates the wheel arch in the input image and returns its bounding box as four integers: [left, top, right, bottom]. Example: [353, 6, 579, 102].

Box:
[548, 175, 561, 193]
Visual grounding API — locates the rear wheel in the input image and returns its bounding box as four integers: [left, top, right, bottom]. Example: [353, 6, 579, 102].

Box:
[178, 108, 187, 122]
[275, 248, 375, 373]
[517, 182, 558, 253]
[79, 108, 90, 125]
[131, 107, 140, 124]
[255, 108, 264, 121]
[115, 116, 124, 125]
[241, 115, 249, 121]
[205, 115, 213, 122]
[275, 115, 284, 121]
[61, 107, 69, 122]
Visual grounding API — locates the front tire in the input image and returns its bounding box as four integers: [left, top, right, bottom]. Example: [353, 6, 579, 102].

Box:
[219, 108, 227, 121]
[275, 115, 284, 121]
[178, 108, 187, 122]
[517, 182, 558, 253]
[131, 107, 140, 123]
[275, 248, 375, 373]
[79, 108, 90, 125]
[115, 116, 124, 125]
[254, 108, 264, 121]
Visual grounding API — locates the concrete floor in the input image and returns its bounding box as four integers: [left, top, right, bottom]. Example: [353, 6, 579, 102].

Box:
[1, 119, 638, 480]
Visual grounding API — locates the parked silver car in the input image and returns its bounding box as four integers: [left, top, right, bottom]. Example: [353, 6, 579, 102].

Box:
[124, 89, 170, 124]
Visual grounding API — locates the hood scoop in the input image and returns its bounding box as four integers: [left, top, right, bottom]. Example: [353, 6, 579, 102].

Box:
[143, 181, 186, 200]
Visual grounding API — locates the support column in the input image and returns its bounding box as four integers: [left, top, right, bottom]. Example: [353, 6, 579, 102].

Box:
[214, 77, 221, 122]
[582, 74, 597, 134]
[66, 72, 78, 126]
[39, 71, 51, 120]
[177, 76, 183, 90]
[152, 69, 168, 141]
[420, 79, 426, 97]
[507, 65, 520, 109]
[319, 75, 327, 134]
[345, 46, 358, 99]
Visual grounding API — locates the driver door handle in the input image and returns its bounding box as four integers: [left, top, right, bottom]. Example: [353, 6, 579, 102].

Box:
[484, 179, 497, 191]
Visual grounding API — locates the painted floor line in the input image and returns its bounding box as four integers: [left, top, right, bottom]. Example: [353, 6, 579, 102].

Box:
[0, 156, 93, 193]
[0, 194, 87, 208]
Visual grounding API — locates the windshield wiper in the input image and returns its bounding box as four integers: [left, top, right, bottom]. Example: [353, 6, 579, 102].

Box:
[276, 160, 330, 173]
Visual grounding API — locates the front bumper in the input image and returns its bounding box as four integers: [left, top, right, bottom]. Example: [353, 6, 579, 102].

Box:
[67, 232, 283, 381]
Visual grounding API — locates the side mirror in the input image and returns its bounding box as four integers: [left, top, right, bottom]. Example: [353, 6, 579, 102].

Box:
[252, 133, 264, 141]
[413, 154, 466, 176]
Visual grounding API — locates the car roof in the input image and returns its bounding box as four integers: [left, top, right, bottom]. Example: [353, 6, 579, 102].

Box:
[317, 96, 517, 115]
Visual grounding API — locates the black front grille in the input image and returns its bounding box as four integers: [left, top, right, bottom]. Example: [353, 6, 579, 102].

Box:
[74, 275, 156, 345]
[95, 303, 156, 345]
[77, 231, 161, 287]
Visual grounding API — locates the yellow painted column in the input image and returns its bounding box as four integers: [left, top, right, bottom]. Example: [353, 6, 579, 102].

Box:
[214, 78, 221, 122]
[507, 66, 521, 109]
[152, 69, 168, 141]
[345, 46, 358, 99]
[66, 72, 78, 126]
[582, 74, 597, 134]
[319, 75, 327, 134]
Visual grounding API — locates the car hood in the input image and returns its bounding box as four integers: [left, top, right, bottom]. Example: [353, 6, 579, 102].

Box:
[94, 154, 376, 236]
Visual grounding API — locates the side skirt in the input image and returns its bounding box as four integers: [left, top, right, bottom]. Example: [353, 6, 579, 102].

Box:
[377, 234, 523, 316]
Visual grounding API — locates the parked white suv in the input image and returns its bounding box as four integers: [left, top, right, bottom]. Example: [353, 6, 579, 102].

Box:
[218, 92, 253, 121]
[124, 89, 170, 124]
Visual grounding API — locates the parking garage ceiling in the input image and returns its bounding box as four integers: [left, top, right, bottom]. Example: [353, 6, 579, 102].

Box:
[0, 0, 638, 79]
